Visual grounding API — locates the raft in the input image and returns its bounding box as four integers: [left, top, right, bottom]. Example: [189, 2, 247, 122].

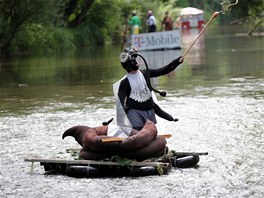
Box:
[25, 151, 206, 178]
[25, 120, 207, 177]
[62, 120, 168, 161]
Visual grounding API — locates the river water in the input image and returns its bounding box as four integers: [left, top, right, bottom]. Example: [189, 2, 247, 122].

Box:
[0, 26, 263, 197]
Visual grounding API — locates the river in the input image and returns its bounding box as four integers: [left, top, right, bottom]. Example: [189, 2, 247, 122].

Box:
[0, 25, 263, 197]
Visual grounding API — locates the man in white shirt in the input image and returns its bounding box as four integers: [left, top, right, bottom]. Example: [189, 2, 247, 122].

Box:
[147, 10, 156, 32]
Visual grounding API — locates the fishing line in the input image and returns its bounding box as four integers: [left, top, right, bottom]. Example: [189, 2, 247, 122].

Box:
[181, 0, 239, 60]
[218, 0, 239, 14]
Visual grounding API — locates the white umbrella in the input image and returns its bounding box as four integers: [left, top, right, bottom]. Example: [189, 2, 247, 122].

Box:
[180, 7, 204, 16]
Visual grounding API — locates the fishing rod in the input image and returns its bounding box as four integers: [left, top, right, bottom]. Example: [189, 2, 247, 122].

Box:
[180, 0, 239, 61]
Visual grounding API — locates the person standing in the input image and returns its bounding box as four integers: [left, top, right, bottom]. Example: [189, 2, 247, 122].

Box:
[147, 10, 156, 32]
[128, 10, 141, 35]
[162, 11, 173, 31]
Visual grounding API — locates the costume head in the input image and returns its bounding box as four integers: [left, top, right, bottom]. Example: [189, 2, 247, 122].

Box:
[120, 48, 139, 72]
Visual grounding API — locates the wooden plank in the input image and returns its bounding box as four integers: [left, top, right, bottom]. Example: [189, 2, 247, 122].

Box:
[101, 134, 172, 143]
[101, 137, 123, 142]
[24, 158, 169, 167]
[160, 134, 172, 138]
[65, 148, 208, 156]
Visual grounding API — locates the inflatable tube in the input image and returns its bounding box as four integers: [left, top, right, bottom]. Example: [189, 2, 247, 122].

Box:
[170, 155, 200, 168]
[66, 165, 101, 178]
[62, 125, 92, 146]
[66, 165, 167, 178]
[119, 120, 157, 151]
[129, 166, 165, 177]
[79, 138, 167, 161]
[83, 135, 121, 152]
[63, 120, 166, 161]
[122, 137, 167, 161]
[63, 125, 121, 152]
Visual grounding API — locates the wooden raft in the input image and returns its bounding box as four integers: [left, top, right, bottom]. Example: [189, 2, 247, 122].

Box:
[24, 158, 170, 167]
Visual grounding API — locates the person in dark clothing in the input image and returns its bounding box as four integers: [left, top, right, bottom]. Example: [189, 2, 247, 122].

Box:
[117, 48, 184, 130]
[162, 11, 173, 31]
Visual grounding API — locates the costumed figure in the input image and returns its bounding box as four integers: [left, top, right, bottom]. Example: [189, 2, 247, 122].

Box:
[107, 48, 184, 137]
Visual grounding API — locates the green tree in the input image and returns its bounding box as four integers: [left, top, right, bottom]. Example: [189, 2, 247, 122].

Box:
[1, 0, 262, 58]
[0, 0, 68, 56]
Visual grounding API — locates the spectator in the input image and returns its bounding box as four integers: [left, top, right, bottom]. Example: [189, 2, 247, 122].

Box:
[147, 10, 156, 32]
[128, 10, 141, 34]
[162, 11, 173, 31]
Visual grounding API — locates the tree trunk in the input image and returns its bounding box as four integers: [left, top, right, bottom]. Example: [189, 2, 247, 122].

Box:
[63, 0, 78, 22]
[68, 0, 95, 28]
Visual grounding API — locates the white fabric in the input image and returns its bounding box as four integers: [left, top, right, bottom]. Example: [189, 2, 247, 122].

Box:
[107, 77, 133, 138]
[148, 15, 156, 26]
[126, 70, 151, 102]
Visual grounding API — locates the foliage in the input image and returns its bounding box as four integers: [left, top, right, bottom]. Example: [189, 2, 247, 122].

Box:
[71, 0, 123, 46]
[0, 0, 263, 58]
[110, 155, 134, 166]
[0, 0, 67, 56]
[64, 0, 95, 28]
[10, 23, 76, 54]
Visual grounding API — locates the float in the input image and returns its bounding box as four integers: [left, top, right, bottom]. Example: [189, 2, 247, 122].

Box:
[25, 120, 207, 178]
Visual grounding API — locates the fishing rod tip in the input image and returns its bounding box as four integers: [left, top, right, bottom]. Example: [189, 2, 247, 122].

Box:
[213, 12, 220, 18]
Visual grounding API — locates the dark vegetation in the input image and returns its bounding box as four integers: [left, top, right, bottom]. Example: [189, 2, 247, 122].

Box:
[0, 0, 263, 57]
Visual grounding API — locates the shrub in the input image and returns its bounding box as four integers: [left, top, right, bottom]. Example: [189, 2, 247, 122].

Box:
[10, 23, 76, 55]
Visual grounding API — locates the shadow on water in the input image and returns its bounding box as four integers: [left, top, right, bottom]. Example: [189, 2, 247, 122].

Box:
[0, 25, 264, 197]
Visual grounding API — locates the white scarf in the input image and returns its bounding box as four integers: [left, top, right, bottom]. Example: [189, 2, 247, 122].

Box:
[126, 70, 151, 102]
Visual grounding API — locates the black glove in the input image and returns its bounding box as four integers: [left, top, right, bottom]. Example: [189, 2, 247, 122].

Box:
[169, 56, 184, 67]
[173, 118, 179, 122]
